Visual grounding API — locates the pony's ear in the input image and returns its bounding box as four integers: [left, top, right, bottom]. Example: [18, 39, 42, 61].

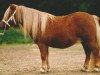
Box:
[10, 4, 16, 11]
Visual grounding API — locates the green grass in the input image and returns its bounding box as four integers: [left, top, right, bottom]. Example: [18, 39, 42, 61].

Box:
[0, 28, 32, 44]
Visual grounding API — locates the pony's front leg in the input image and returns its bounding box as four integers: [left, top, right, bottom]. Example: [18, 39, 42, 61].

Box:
[46, 49, 50, 72]
[38, 43, 50, 73]
[81, 42, 91, 71]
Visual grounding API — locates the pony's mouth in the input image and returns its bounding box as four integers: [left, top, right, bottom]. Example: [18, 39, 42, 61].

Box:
[0, 21, 10, 35]
[0, 22, 5, 29]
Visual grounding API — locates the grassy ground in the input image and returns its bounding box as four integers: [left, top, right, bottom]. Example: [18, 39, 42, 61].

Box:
[0, 28, 32, 44]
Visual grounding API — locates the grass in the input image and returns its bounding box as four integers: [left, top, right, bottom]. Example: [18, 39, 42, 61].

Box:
[0, 28, 32, 45]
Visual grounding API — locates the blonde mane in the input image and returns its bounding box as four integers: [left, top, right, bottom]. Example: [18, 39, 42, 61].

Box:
[3, 4, 55, 40]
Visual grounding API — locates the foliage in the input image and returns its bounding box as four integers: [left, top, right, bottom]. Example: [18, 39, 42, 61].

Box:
[0, 28, 32, 44]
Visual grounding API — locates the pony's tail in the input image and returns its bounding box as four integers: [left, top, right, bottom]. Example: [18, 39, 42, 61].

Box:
[89, 15, 100, 70]
[93, 15, 100, 47]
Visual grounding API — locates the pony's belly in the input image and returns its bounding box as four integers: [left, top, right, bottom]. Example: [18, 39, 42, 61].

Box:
[48, 40, 76, 48]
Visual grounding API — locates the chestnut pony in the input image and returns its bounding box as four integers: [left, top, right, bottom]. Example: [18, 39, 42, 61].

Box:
[0, 4, 100, 72]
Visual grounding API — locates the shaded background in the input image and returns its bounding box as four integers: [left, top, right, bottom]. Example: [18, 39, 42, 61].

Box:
[0, 0, 100, 19]
[0, 0, 100, 44]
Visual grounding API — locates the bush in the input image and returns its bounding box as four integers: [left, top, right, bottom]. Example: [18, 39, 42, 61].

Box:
[0, 28, 32, 44]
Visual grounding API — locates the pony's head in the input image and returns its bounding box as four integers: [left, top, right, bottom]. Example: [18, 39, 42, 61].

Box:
[0, 4, 17, 30]
[0, 4, 54, 39]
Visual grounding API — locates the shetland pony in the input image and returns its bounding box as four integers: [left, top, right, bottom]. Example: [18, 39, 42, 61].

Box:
[0, 4, 100, 72]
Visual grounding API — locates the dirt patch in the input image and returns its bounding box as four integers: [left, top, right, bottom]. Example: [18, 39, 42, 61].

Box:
[0, 44, 100, 75]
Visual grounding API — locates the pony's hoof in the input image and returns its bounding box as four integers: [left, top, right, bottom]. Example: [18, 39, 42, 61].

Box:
[40, 68, 47, 73]
[47, 68, 50, 72]
[93, 68, 100, 72]
[81, 67, 90, 72]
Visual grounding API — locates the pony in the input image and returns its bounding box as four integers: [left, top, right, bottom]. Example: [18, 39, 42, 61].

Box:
[0, 4, 100, 72]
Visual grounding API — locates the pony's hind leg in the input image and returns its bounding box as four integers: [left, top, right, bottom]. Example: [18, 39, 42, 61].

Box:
[82, 40, 100, 71]
[81, 42, 92, 71]
[38, 43, 50, 73]
[90, 43, 100, 69]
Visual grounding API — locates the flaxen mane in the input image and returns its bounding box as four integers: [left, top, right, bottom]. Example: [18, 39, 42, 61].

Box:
[3, 4, 55, 40]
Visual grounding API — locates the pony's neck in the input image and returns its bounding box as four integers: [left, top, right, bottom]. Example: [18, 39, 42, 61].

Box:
[15, 5, 55, 41]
